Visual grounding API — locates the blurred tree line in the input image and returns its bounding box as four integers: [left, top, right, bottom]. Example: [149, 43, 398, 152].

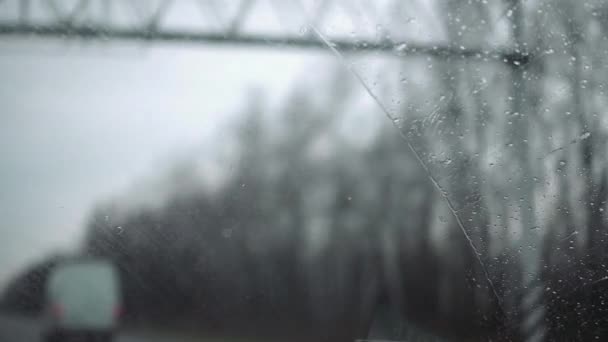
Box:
[79, 68, 503, 341]
[6, 0, 608, 341]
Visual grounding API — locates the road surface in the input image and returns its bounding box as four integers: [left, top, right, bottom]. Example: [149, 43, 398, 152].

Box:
[0, 313, 251, 342]
[0, 313, 147, 342]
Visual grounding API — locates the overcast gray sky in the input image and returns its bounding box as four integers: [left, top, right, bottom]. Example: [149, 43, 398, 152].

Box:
[0, 38, 321, 286]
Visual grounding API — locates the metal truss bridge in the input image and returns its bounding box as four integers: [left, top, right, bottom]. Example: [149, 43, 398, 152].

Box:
[0, 0, 529, 66]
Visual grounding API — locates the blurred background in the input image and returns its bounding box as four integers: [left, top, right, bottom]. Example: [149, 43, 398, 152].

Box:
[2, 0, 608, 341]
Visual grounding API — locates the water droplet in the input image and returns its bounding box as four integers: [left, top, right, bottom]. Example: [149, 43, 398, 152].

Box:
[580, 131, 591, 140]
[394, 43, 408, 53]
[559, 160, 567, 166]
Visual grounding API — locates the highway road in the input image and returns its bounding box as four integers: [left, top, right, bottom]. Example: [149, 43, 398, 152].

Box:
[0, 313, 145, 342]
[0, 313, 252, 342]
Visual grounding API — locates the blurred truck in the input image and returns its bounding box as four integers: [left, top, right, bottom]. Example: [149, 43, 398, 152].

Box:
[43, 257, 121, 342]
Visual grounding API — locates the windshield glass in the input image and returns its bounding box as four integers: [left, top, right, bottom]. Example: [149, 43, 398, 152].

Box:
[1, 1, 606, 341]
